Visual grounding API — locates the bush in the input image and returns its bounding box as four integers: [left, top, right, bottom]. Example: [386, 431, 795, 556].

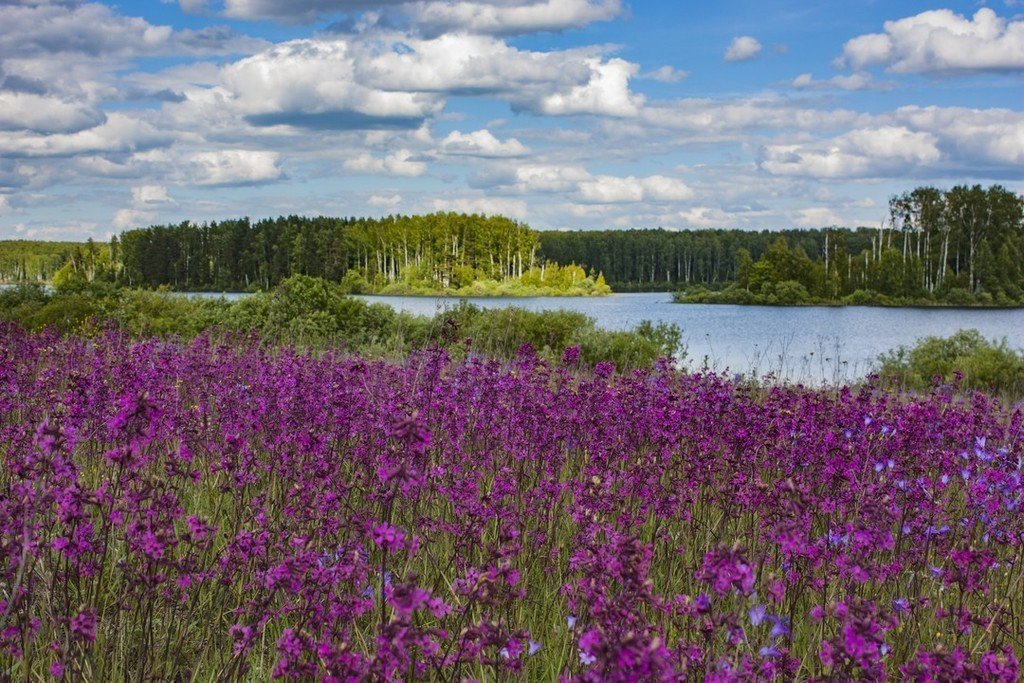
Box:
[876, 329, 1024, 399]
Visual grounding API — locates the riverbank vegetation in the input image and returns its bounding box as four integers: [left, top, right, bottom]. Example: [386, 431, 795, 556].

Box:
[0, 277, 674, 370]
[876, 329, 1024, 400]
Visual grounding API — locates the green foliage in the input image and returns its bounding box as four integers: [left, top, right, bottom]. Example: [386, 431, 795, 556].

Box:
[876, 329, 1024, 399]
[0, 240, 84, 283]
[0, 276, 670, 371]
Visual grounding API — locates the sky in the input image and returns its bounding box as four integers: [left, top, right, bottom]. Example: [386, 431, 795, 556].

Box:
[0, 0, 1022, 240]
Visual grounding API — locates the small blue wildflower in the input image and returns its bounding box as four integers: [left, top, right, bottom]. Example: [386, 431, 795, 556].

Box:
[893, 598, 909, 613]
[769, 615, 790, 639]
[579, 650, 596, 665]
[567, 615, 577, 630]
[748, 604, 766, 627]
[499, 647, 511, 660]
[528, 640, 542, 656]
[759, 646, 780, 658]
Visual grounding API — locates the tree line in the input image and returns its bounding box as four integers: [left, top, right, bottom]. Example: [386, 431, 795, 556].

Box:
[116, 213, 550, 292]
[542, 185, 1024, 304]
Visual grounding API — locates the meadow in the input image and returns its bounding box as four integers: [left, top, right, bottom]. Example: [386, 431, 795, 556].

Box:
[1, 325, 1022, 681]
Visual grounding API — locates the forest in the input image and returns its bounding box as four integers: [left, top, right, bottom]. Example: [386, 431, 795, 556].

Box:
[0, 240, 85, 283]
[542, 185, 1024, 305]
[114, 212, 607, 296]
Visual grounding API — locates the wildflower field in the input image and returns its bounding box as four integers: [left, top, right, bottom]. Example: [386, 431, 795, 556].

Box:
[1, 326, 1022, 681]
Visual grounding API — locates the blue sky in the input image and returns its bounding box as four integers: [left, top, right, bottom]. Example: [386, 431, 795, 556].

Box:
[0, 0, 1022, 239]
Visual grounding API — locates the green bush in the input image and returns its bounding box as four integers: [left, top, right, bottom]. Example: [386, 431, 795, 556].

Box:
[876, 329, 1024, 399]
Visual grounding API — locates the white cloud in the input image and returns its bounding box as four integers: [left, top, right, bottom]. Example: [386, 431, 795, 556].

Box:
[889, 105, 1024, 165]
[189, 150, 283, 185]
[638, 98, 862, 135]
[439, 129, 529, 157]
[220, 39, 442, 128]
[840, 8, 1024, 74]
[0, 196, 9, 214]
[345, 149, 427, 176]
[578, 174, 694, 203]
[724, 36, 762, 62]
[641, 66, 689, 83]
[131, 185, 172, 205]
[368, 193, 403, 208]
[537, 58, 643, 117]
[760, 126, 941, 178]
[0, 113, 170, 158]
[791, 72, 879, 91]
[0, 92, 105, 135]
[113, 208, 153, 230]
[0, 2, 261, 60]
[206, 33, 644, 129]
[506, 163, 592, 193]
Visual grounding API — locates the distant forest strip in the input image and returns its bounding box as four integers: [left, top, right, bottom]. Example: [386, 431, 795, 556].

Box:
[114, 212, 608, 295]
[4, 184, 1023, 305]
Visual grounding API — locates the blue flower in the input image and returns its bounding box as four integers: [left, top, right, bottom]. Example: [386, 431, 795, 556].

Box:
[579, 650, 596, 665]
[567, 615, 577, 630]
[528, 640, 542, 656]
[769, 615, 790, 639]
[748, 604, 766, 626]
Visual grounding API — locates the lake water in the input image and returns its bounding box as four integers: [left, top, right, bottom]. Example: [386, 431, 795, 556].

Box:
[354, 293, 1024, 384]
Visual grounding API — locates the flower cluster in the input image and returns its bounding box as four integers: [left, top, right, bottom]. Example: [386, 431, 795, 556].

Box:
[0, 325, 1022, 680]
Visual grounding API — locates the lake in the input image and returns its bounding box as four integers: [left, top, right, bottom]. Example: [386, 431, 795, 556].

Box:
[352, 293, 1024, 384]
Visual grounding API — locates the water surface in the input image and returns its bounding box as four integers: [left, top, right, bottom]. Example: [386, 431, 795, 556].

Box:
[354, 293, 1024, 384]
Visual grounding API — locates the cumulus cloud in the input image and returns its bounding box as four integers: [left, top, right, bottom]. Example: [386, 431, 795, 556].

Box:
[889, 105, 1024, 165]
[0, 113, 171, 158]
[536, 58, 643, 117]
[344, 149, 427, 176]
[0, 91, 105, 134]
[839, 8, 1024, 74]
[189, 150, 283, 185]
[221, 39, 442, 129]
[207, 34, 643, 130]
[760, 126, 942, 178]
[0, 2, 261, 59]
[724, 36, 762, 62]
[439, 129, 529, 157]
